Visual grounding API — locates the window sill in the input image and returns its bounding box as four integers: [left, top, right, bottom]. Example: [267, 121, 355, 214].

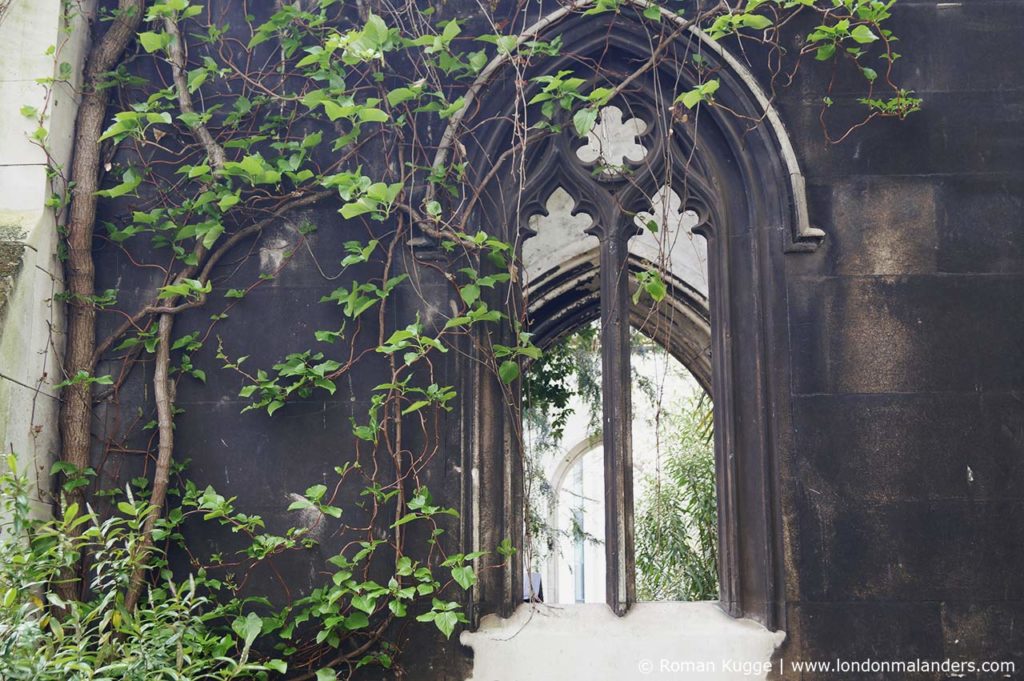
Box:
[462, 601, 785, 680]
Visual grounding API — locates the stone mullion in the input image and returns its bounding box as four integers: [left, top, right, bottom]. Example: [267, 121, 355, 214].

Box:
[598, 223, 636, 616]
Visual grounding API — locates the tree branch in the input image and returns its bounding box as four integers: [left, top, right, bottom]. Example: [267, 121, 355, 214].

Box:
[163, 13, 226, 170]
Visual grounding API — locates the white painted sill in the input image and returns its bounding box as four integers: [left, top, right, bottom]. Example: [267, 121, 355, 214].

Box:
[462, 601, 785, 681]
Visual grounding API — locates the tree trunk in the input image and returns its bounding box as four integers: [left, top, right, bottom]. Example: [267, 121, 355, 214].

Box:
[56, 0, 145, 603]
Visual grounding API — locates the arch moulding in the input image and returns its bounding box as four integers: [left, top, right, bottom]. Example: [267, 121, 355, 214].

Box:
[444, 0, 817, 632]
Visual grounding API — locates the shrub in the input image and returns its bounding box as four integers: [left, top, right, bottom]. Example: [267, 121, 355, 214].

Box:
[635, 395, 718, 602]
[0, 455, 284, 680]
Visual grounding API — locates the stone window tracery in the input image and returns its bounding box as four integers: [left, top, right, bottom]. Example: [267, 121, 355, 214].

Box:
[518, 102, 714, 614]
[462, 11, 822, 630]
[575, 105, 649, 174]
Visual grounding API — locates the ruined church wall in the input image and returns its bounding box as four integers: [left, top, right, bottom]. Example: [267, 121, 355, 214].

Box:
[777, 0, 1024, 674]
[1, 0, 1018, 678]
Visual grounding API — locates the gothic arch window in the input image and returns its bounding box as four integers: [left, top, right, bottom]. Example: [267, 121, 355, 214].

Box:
[443, 4, 823, 632]
[526, 180, 711, 607]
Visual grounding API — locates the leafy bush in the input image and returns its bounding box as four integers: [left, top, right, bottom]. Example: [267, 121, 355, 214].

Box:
[635, 395, 718, 602]
[0, 455, 480, 679]
[0, 455, 282, 680]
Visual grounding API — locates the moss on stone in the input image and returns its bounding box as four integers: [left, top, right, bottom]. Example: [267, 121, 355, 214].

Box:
[0, 237, 26, 325]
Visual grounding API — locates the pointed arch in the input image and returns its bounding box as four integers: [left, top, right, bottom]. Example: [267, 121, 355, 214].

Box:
[450, 2, 814, 630]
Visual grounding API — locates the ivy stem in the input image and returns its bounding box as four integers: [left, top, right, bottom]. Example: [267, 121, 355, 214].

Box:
[125, 9, 232, 613]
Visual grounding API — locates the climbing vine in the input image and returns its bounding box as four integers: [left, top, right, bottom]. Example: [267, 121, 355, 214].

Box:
[5, 0, 918, 677]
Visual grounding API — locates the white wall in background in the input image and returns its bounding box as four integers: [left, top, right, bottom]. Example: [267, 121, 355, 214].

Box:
[0, 0, 94, 510]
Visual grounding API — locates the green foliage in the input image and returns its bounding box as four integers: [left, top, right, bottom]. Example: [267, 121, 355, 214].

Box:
[0, 454, 482, 677]
[633, 269, 667, 304]
[523, 323, 601, 442]
[53, 370, 114, 389]
[635, 395, 719, 602]
[28, 0, 918, 673]
[860, 88, 923, 118]
[676, 79, 720, 110]
[0, 457, 284, 680]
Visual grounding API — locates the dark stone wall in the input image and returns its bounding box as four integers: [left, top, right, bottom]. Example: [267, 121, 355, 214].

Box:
[89, 0, 1024, 678]
[777, 1, 1024, 676]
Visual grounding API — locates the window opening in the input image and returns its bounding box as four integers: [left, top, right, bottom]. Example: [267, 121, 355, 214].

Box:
[524, 322, 716, 605]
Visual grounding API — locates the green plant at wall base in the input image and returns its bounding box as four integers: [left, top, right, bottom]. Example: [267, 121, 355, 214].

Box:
[0, 456, 479, 678]
[11, 0, 918, 676]
[0, 456, 282, 680]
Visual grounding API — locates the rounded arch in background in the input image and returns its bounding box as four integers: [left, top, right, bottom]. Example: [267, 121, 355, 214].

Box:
[454, 0, 823, 631]
[543, 434, 602, 605]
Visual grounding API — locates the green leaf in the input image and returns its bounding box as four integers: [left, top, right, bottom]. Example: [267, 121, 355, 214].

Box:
[676, 79, 719, 109]
[243, 612, 262, 647]
[460, 284, 480, 306]
[187, 164, 211, 179]
[363, 14, 390, 46]
[305, 484, 327, 501]
[441, 18, 461, 43]
[345, 611, 370, 629]
[321, 100, 353, 121]
[301, 131, 323, 149]
[351, 593, 377, 615]
[139, 31, 169, 53]
[451, 565, 476, 590]
[218, 193, 241, 211]
[815, 44, 836, 61]
[434, 610, 459, 638]
[498, 360, 519, 384]
[468, 49, 488, 72]
[201, 221, 224, 249]
[495, 35, 518, 55]
[678, 88, 704, 109]
[573, 107, 598, 138]
[645, 276, 666, 302]
[740, 13, 772, 30]
[634, 270, 667, 304]
[96, 167, 142, 199]
[402, 400, 431, 415]
[340, 200, 375, 219]
[358, 108, 389, 123]
[386, 87, 419, 107]
[850, 25, 879, 44]
[642, 5, 661, 21]
[288, 498, 314, 511]
[315, 670, 336, 681]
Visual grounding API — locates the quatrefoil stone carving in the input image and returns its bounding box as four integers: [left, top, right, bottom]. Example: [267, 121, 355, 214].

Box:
[575, 105, 648, 175]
